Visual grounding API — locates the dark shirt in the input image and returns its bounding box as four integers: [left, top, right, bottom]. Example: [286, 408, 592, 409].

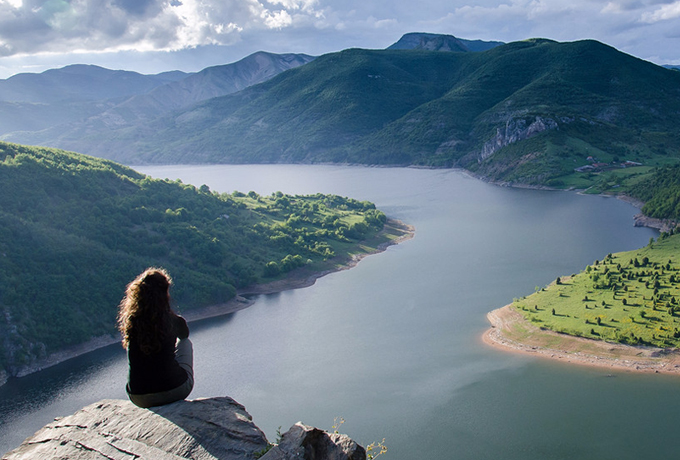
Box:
[127, 313, 189, 395]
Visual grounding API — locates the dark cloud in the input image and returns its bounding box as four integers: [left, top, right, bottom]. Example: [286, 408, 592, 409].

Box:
[112, 0, 158, 16]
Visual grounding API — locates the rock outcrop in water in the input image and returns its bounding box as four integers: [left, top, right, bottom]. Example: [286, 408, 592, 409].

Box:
[2, 397, 366, 460]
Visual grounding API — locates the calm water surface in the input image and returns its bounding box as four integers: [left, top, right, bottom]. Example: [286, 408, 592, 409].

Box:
[1, 165, 672, 459]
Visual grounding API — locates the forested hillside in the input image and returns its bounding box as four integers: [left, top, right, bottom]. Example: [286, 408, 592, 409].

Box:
[629, 165, 680, 220]
[0, 142, 395, 379]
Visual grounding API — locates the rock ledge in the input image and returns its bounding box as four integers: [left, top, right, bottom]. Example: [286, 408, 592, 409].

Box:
[3, 397, 366, 460]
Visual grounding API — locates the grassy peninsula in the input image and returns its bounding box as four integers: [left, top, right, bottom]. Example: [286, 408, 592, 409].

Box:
[513, 233, 680, 347]
[0, 142, 411, 381]
[487, 232, 680, 373]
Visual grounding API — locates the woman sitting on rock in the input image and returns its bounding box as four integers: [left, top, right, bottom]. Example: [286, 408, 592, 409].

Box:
[118, 267, 194, 408]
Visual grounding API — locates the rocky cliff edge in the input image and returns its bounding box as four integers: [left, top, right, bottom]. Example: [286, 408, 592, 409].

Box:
[2, 397, 367, 460]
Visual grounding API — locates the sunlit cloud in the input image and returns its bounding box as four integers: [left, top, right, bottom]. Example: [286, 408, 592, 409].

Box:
[0, 0, 326, 57]
[0, 0, 23, 7]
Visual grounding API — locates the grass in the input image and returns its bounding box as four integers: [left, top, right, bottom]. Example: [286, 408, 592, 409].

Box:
[514, 232, 680, 348]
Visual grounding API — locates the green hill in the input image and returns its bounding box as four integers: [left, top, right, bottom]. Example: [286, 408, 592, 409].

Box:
[0, 142, 402, 379]
[513, 232, 680, 348]
[31, 39, 680, 191]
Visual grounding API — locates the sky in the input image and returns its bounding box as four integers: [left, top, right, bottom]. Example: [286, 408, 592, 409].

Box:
[0, 0, 679, 79]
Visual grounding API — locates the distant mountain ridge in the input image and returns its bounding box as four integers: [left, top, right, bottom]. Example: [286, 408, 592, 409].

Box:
[0, 52, 314, 136]
[0, 64, 189, 103]
[0, 65, 191, 134]
[73, 52, 316, 129]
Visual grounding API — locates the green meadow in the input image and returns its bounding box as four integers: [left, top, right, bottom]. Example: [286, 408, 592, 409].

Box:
[514, 232, 680, 348]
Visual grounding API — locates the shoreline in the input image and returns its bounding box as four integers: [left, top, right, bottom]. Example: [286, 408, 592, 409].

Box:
[484, 304, 680, 375]
[0, 219, 414, 388]
[481, 191, 680, 374]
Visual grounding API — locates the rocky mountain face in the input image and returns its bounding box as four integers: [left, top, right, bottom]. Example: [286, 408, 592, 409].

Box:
[388, 32, 503, 52]
[3, 397, 367, 460]
[479, 116, 559, 160]
[388, 32, 470, 52]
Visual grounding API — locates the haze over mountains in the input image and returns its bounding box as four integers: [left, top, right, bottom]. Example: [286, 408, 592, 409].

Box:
[2, 33, 680, 186]
[0, 52, 314, 136]
[0, 32, 501, 144]
[0, 66, 190, 134]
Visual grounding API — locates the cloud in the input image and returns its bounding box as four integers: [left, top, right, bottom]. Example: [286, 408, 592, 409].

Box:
[261, 8, 293, 28]
[640, 0, 680, 22]
[0, 0, 326, 57]
[267, 0, 318, 11]
[421, 0, 595, 42]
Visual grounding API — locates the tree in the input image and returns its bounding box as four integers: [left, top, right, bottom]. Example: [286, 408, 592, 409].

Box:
[263, 261, 280, 277]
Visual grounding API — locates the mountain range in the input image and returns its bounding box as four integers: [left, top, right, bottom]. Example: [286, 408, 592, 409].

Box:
[3, 33, 680, 187]
[0, 52, 314, 136]
[0, 32, 499, 143]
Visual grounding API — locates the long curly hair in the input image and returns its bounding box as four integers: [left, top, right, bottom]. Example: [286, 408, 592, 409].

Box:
[118, 267, 173, 355]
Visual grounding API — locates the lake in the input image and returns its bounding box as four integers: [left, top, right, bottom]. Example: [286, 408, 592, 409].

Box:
[2, 165, 674, 459]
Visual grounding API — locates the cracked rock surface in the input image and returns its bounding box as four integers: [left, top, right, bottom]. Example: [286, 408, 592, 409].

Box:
[3, 397, 269, 460]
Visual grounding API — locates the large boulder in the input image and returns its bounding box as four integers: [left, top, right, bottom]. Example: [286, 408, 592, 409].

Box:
[261, 423, 366, 460]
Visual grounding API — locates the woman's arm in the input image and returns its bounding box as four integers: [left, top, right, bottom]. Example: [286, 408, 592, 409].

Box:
[172, 313, 190, 339]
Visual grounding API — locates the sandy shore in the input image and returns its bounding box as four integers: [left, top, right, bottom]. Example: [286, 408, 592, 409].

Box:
[484, 304, 680, 375]
[1, 219, 414, 387]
